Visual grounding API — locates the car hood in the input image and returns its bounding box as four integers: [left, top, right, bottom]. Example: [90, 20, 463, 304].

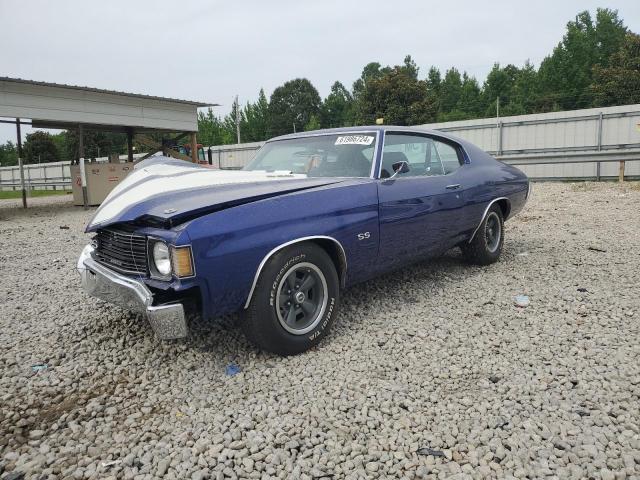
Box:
[85, 157, 346, 232]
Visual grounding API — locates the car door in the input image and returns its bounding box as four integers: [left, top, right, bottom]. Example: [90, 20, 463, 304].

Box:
[377, 132, 468, 269]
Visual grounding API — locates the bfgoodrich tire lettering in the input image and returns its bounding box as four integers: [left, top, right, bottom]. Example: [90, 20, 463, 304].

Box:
[240, 243, 340, 355]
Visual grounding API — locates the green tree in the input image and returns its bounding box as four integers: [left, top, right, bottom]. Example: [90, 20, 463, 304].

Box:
[223, 101, 244, 143]
[439, 68, 463, 116]
[0, 141, 18, 166]
[198, 108, 234, 146]
[268, 78, 321, 136]
[60, 130, 126, 160]
[482, 63, 520, 116]
[352, 62, 392, 105]
[304, 114, 321, 131]
[438, 72, 483, 121]
[591, 33, 640, 106]
[22, 131, 60, 163]
[241, 89, 270, 142]
[426, 67, 442, 95]
[537, 8, 627, 110]
[506, 60, 539, 115]
[357, 66, 436, 125]
[51, 133, 68, 160]
[401, 54, 419, 79]
[320, 81, 354, 128]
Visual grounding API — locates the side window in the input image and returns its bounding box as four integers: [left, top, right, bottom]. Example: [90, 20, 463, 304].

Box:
[434, 141, 462, 174]
[381, 133, 462, 178]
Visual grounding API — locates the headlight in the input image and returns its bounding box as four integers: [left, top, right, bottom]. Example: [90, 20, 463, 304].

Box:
[152, 242, 172, 276]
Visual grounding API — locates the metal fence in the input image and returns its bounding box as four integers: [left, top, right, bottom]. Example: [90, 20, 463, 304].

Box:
[0, 153, 147, 192]
[421, 103, 640, 180]
[421, 104, 640, 154]
[3, 103, 640, 193]
[0, 160, 72, 191]
[500, 151, 639, 182]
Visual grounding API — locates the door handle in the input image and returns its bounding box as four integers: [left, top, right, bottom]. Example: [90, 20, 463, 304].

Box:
[445, 184, 461, 190]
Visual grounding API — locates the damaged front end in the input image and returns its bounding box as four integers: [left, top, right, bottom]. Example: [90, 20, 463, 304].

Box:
[77, 243, 189, 339]
[77, 156, 347, 339]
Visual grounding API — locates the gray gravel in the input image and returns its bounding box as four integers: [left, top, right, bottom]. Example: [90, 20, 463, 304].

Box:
[1, 182, 639, 480]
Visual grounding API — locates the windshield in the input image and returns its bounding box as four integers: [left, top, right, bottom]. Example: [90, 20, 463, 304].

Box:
[244, 133, 377, 178]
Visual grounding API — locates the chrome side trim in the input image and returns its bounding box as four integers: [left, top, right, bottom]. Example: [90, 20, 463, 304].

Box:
[468, 197, 509, 243]
[269, 129, 378, 142]
[375, 130, 470, 178]
[243, 235, 348, 309]
[368, 130, 382, 179]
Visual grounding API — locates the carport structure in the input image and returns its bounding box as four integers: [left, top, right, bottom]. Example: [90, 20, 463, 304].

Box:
[0, 77, 215, 207]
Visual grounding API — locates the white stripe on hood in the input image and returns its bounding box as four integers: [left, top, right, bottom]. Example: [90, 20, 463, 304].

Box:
[90, 159, 304, 227]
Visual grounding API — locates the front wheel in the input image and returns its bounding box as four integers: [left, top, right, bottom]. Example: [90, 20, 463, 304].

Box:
[462, 204, 504, 265]
[240, 243, 340, 355]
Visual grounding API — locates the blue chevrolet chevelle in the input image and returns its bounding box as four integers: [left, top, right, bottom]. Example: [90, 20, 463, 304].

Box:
[77, 126, 529, 355]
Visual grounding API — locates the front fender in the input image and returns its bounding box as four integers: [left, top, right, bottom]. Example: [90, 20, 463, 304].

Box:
[183, 180, 379, 319]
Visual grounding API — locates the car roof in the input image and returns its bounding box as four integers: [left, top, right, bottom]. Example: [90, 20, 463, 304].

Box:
[269, 125, 465, 145]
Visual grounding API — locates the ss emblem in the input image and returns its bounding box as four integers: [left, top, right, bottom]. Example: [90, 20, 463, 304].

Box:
[357, 232, 371, 241]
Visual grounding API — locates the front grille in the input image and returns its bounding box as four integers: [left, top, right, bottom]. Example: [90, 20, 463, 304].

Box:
[93, 227, 148, 276]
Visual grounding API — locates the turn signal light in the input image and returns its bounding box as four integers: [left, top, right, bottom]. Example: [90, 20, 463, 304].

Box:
[171, 246, 194, 278]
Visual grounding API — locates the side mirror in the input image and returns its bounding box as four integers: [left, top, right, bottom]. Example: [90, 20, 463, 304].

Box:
[392, 161, 410, 174]
[383, 160, 410, 182]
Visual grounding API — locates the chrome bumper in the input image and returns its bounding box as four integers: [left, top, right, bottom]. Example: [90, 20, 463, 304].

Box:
[77, 244, 188, 340]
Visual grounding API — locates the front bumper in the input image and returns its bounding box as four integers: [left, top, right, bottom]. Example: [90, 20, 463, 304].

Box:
[77, 244, 188, 340]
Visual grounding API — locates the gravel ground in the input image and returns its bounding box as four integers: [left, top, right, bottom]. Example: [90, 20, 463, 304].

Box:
[1, 183, 639, 480]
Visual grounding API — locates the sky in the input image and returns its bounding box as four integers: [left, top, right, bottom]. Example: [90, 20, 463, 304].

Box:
[1, 0, 639, 143]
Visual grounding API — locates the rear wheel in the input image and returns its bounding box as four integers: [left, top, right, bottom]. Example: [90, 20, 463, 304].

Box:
[240, 243, 340, 355]
[462, 204, 504, 265]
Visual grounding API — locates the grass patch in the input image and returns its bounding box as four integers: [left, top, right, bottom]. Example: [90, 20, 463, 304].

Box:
[0, 190, 71, 200]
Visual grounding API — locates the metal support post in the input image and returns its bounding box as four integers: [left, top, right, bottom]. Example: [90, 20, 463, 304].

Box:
[16, 118, 26, 208]
[596, 112, 603, 181]
[127, 128, 134, 162]
[597, 112, 603, 151]
[190, 132, 198, 163]
[18, 158, 26, 208]
[79, 124, 88, 208]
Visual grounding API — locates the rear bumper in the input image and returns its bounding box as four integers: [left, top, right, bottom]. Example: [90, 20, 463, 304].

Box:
[77, 244, 188, 340]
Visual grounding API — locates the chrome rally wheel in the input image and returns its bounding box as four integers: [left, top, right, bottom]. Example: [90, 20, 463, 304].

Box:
[462, 204, 505, 265]
[276, 262, 328, 335]
[240, 243, 340, 356]
[484, 211, 502, 253]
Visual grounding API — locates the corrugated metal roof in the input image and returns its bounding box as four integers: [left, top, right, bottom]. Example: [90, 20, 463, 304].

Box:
[0, 76, 217, 107]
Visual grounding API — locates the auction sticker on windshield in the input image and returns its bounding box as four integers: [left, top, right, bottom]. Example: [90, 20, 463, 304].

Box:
[335, 135, 374, 146]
